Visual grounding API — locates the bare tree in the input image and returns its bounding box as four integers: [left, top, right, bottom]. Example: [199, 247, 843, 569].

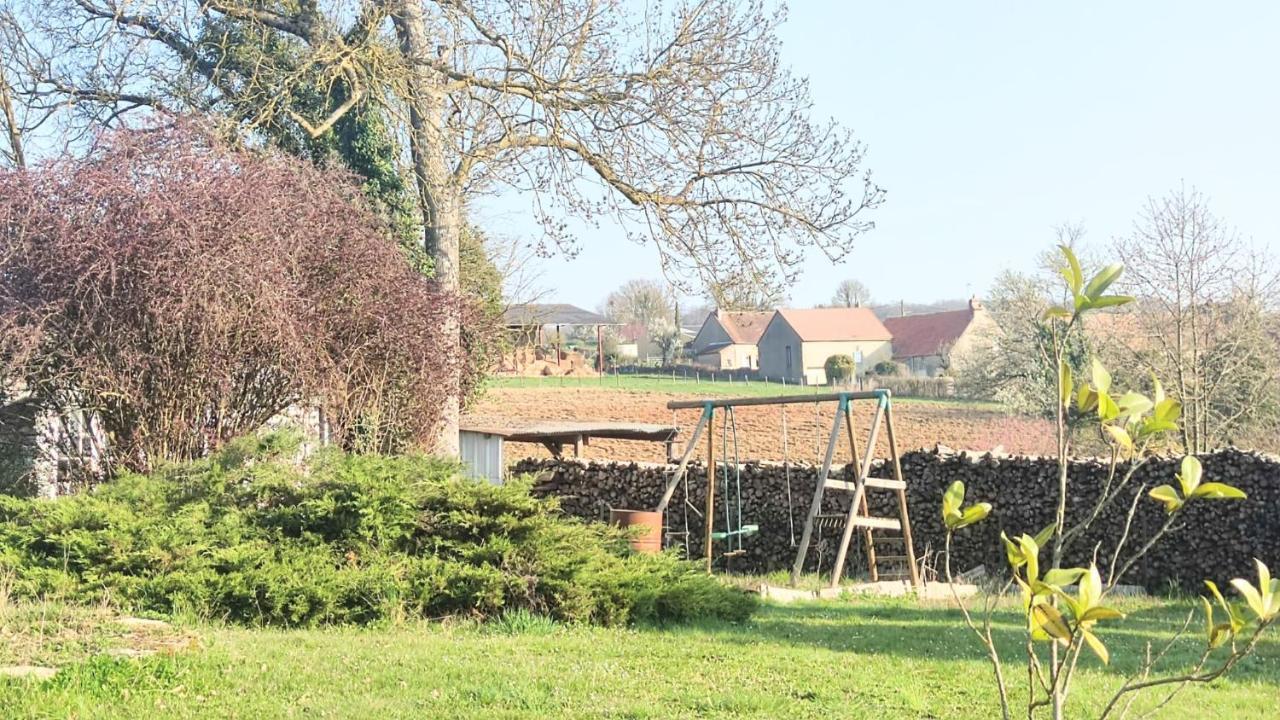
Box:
[954, 225, 1093, 413]
[1114, 186, 1280, 452]
[706, 272, 786, 310]
[0, 63, 23, 167]
[831, 278, 871, 307]
[604, 279, 674, 330]
[5, 0, 885, 453]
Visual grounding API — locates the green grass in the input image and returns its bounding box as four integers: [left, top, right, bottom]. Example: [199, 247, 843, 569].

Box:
[485, 373, 1003, 410]
[2, 597, 1276, 718]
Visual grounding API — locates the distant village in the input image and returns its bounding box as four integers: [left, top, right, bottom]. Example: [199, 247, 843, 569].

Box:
[500, 297, 998, 386]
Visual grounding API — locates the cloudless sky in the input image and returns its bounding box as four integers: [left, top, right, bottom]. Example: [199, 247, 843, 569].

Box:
[473, 1, 1280, 310]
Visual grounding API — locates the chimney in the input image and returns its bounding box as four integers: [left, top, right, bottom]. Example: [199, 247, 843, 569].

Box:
[969, 295, 984, 311]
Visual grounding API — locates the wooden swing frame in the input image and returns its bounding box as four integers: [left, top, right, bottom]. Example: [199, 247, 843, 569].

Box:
[655, 390, 921, 588]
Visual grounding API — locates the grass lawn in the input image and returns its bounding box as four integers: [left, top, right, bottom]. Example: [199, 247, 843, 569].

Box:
[3, 596, 1276, 719]
[485, 374, 1002, 410]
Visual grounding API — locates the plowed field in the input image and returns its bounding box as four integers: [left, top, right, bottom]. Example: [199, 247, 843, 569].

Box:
[469, 387, 1055, 464]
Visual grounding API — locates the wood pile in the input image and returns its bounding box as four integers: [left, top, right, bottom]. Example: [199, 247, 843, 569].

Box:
[515, 447, 1280, 589]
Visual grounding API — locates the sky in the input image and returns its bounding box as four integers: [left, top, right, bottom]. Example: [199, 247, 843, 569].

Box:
[472, 1, 1280, 311]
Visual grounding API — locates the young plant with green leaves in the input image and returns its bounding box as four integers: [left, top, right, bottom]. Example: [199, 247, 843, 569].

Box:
[939, 245, 1268, 720]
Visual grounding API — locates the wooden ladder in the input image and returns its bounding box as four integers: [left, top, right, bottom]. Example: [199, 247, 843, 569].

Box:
[790, 391, 921, 589]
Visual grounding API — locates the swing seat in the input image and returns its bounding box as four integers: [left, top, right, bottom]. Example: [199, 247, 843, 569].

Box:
[710, 524, 759, 540]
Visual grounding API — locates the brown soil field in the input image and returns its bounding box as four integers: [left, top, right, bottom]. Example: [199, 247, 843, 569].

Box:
[468, 387, 1056, 464]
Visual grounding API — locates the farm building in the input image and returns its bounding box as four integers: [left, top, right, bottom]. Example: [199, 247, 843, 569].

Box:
[501, 303, 616, 374]
[882, 298, 1000, 377]
[756, 308, 893, 385]
[688, 310, 773, 369]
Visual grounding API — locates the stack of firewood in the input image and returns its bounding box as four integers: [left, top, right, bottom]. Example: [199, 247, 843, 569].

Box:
[515, 446, 1280, 589]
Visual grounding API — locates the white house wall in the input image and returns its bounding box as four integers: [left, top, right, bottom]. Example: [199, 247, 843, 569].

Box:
[798, 340, 893, 385]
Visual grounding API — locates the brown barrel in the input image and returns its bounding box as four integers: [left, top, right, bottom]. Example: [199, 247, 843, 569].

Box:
[609, 509, 663, 554]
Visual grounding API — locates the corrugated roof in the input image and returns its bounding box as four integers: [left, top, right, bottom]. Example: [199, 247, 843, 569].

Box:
[503, 303, 615, 327]
[719, 310, 775, 344]
[774, 308, 892, 342]
[883, 308, 975, 358]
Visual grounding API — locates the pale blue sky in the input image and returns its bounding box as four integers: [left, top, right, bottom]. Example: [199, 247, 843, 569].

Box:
[475, 1, 1280, 309]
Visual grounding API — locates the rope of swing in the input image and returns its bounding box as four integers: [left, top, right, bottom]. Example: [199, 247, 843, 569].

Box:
[719, 406, 744, 553]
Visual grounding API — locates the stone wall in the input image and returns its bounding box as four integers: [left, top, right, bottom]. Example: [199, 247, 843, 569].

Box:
[514, 447, 1280, 590]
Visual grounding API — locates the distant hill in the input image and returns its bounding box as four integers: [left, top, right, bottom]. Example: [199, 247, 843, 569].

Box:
[870, 299, 970, 319]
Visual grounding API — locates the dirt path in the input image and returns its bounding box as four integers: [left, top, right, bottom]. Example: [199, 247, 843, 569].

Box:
[469, 387, 1055, 464]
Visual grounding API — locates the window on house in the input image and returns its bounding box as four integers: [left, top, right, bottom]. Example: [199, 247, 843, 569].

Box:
[785, 345, 792, 371]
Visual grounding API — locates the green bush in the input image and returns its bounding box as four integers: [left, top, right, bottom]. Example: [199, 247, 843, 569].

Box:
[824, 354, 856, 385]
[873, 360, 902, 377]
[0, 435, 755, 627]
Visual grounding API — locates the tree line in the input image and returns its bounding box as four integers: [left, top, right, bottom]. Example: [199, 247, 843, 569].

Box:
[958, 187, 1280, 452]
[0, 1, 882, 461]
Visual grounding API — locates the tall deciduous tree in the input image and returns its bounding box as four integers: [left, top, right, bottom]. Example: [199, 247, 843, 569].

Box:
[2, 0, 885, 453]
[603, 279, 674, 330]
[1114, 187, 1280, 452]
[831, 278, 871, 307]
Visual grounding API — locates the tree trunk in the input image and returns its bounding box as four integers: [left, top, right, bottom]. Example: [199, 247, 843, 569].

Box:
[392, 0, 462, 456]
[0, 64, 25, 167]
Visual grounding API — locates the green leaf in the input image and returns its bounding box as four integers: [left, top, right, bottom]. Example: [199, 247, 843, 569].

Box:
[1210, 622, 1234, 649]
[1076, 386, 1099, 414]
[1116, 391, 1153, 419]
[1104, 425, 1133, 455]
[1079, 606, 1124, 623]
[1202, 596, 1233, 648]
[1019, 534, 1041, 583]
[1091, 359, 1112, 393]
[1086, 295, 1135, 309]
[1177, 456, 1203, 497]
[1257, 559, 1275, 618]
[1060, 245, 1084, 294]
[1081, 628, 1110, 664]
[1140, 418, 1179, 436]
[1154, 398, 1182, 424]
[1148, 485, 1182, 513]
[1043, 306, 1073, 321]
[1152, 375, 1166, 405]
[1001, 531, 1025, 569]
[1205, 580, 1242, 630]
[1084, 263, 1124, 300]
[955, 503, 992, 529]
[1033, 523, 1057, 549]
[942, 481, 965, 526]
[1044, 568, 1087, 587]
[1230, 578, 1268, 620]
[1096, 390, 1119, 422]
[1032, 603, 1073, 643]
[1079, 564, 1103, 610]
[1190, 482, 1247, 501]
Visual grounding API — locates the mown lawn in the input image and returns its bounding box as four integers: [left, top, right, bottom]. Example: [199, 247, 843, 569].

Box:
[485, 373, 1001, 410]
[2, 597, 1276, 719]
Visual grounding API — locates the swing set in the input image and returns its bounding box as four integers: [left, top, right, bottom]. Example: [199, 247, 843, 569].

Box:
[654, 390, 921, 589]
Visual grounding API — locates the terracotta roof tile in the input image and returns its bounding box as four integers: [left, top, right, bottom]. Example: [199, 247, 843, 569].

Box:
[883, 309, 975, 358]
[718, 310, 774, 344]
[775, 308, 892, 342]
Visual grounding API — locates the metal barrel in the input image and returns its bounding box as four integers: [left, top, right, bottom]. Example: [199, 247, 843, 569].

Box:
[609, 509, 663, 554]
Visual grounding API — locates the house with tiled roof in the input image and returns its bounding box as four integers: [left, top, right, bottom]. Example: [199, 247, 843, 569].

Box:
[756, 308, 894, 384]
[882, 298, 1000, 377]
[689, 310, 774, 369]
